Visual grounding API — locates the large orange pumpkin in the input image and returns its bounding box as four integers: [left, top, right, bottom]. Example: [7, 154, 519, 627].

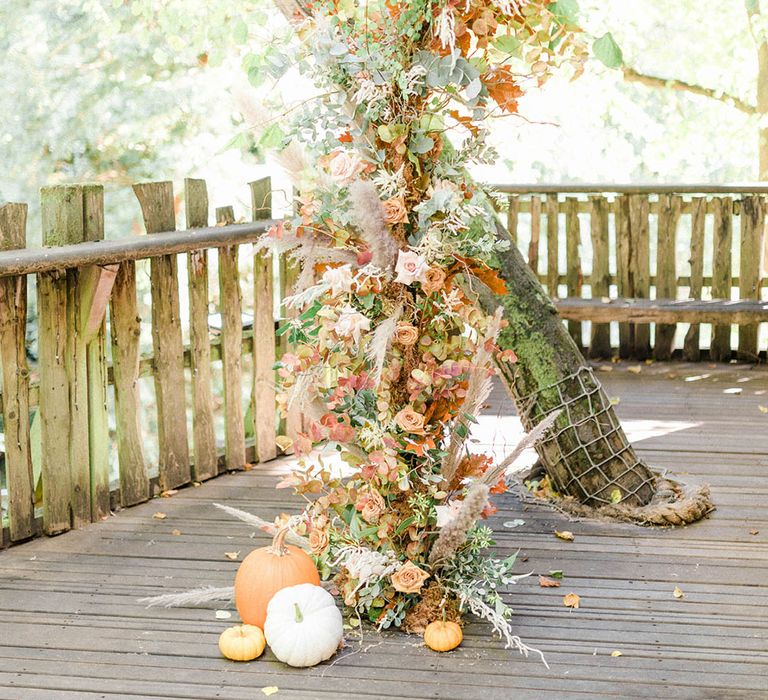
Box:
[234, 527, 320, 627]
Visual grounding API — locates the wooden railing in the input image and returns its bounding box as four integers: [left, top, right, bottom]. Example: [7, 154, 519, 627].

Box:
[2, 180, 767, 547]
[0, 178, 281, 547]
[496, 185, 768, 361]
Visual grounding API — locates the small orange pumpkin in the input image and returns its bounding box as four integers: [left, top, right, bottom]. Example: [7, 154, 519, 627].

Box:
[424, 620, 463, 652]
[218, 624, 266, 661]
[234, 527, 320, 628]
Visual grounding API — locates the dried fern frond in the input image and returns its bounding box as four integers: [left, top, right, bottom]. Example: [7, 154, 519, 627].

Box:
[428, 482, 490, 565]
[365, 304, 402, 387]
[139, 586, 234, 608]
[213, 503, 311, 550]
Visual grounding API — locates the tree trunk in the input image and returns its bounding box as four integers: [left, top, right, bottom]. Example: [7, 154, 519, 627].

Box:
[484, 220, 656, 508]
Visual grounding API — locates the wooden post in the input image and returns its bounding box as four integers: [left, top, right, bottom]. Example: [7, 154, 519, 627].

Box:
[683, 198, 707, 361]
[109, 259, 148, 506]
[507, 195, 519, 247]
[628, 194, 651, 359]
[185, 179, 218, 481]
[250, 178, 277, 462]
[654, 194, 682, 361]
[133, 182, 190, 490]
[216, 205, 247, 470]
[527, 195, 541, 275]
[545, 194, 559, 297]
[588, 196, 611, 359]
[565, 197, 582, 348]
[0, 203, 35, 542]
[615, 195, 632, 358]
[710, 197, 734, 362]
[737, 195, 764, 361]
[81, 185, 110, 520]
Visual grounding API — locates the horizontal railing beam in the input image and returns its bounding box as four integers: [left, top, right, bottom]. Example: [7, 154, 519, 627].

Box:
[556, 297, 768, 324]
[492, 183, 768, 195]
[0, 220, 278, 278]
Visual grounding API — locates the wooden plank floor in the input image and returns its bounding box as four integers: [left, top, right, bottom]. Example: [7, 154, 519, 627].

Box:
[0, 363, 767, 699]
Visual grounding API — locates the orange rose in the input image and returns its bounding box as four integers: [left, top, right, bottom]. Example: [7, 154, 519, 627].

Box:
[308, 528, 329, 555]
[391, 560, 430, 594]
[361, 489, 386, 523]
[382, 196, 409, 224]
[421, 267, 446, 294]
[394, 322, 419, 346]
[395, 407, 425, 434]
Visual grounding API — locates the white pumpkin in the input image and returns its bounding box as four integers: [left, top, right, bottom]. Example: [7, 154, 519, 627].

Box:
[264, 583, 343, 667]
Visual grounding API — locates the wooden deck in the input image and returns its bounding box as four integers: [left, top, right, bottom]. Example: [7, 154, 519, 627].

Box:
[0, 365, 767, 699]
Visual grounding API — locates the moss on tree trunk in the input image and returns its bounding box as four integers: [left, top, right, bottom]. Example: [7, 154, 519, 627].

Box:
[484, 221, 656, 508]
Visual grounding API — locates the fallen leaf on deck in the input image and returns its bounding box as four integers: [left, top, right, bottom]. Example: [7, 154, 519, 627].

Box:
[215, 610, 232, 620]
[171, 529, 182, 536]
[609, 488, 622, 504]
[611, 650, 623, 657]
[192, 481, 202, 487]
[549, 570, 564, 579]
[563, 592, 580, 608]
[539, 576, 561, 588]
[275, 435, 293, 453]
[673, 586, 684, 599]
[627, 365, 642, 374]
[609, 396, 621, 405]
[152, 512, 167, 520]
[736, 377, 751, 383]
[597, 365, 613, 373]
[723, 388, 742, 395]
[684, 374, 710, 382]
[503, 519, 525, 529]
[161, 489, 178, 497]
[750, 529, 759, 535]
[224, 551, 241, 560]
[758, 405, 768, 414]
[261, 688, 279, 697]
[555, 530, 574, 541]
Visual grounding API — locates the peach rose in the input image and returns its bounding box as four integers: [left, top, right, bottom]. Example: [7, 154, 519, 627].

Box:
[361, 489, 386, 523]
[421, 267, 446, 294]
[391, 560, 430, 594]
[325, 149, 365, 185]
[394, 322, 419, 346]
[382, 196, 408, 224]
[395, 407, 425, 434]
[308, 528, 329, 555]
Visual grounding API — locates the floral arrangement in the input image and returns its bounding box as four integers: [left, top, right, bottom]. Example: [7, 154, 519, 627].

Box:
[254, 0, 586, 655]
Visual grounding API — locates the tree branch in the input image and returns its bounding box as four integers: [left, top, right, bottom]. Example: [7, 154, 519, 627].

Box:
[622, 66, 756, 115]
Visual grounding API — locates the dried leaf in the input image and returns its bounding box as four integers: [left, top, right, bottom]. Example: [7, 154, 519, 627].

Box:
[275, 435, 293, 452]
[758, 405, 768, 414]
[673, 586, 684, 599]
[684, 374, 710, 382]
[749, 529, 759, 535]
[627, 365, 642, 374]
[152, 512, 167, 520]
[555, 530, 574, 541]
[161, 489, 178, 497]
[503, 519, 525, 529]
[563, 592, 580, 608]
[215, 610, 232, 620]
[609, 488, 622, 504]
[261, 687, 279, 697]
[539, 575, 561, 588]
[224, 551, 241, 561]
[611, 650, 623, 657]
[609, 396, 621, 406]
[171, 529, 182, 536]
[723, 387, 742, 395]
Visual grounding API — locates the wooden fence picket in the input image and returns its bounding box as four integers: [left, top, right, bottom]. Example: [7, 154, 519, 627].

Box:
[737, 194, 764, 361]
[588, 196, 611, 358]
[654, 194, 682, 360]
[545, 194, 559, 296]
[527, 195, 541, 275]
[682, 197, 707, 361]
[506, 195, 519, 246]
[628, 194, 651, 360]
[710, 197, 734, 362]
[565, 197, 582, 348]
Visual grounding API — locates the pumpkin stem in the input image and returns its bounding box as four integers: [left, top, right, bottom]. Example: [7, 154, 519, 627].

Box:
[270, 526, 291, 556]
[293, 603, 304, 623]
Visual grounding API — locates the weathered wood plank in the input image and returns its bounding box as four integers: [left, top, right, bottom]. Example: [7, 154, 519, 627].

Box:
[683, 197, 707, 361]
[737, 195, 764, 361]
[710, 197, 734, 362]
[565, 197, 582, 348]
[81, 185, 110, 521]
[615, 195, 632, 357]
[133, 182, 190, 490]
[250, 178, 277, 462]
[654, 194, 682, 360]
[588, 196, 611, 359]
[184, 179, 217, 481]
[545, 193, 559, 296]
[527, 195, 541, 274]
[506, 195, 519, 247]
[628, 194, 651, 359]
[0, 203, 34, 543]
[555, 297, 768, 324]
[215, 206, 246, 470]
[109, 261, 148, 507]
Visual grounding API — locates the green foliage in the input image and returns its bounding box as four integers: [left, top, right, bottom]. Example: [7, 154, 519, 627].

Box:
[593, 32, 623, 68]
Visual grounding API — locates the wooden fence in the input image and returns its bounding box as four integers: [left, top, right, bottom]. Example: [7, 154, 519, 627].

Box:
[0, 178, 281, 547]
[2, 180, 768, 547]
[498, 185, 768, 361]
